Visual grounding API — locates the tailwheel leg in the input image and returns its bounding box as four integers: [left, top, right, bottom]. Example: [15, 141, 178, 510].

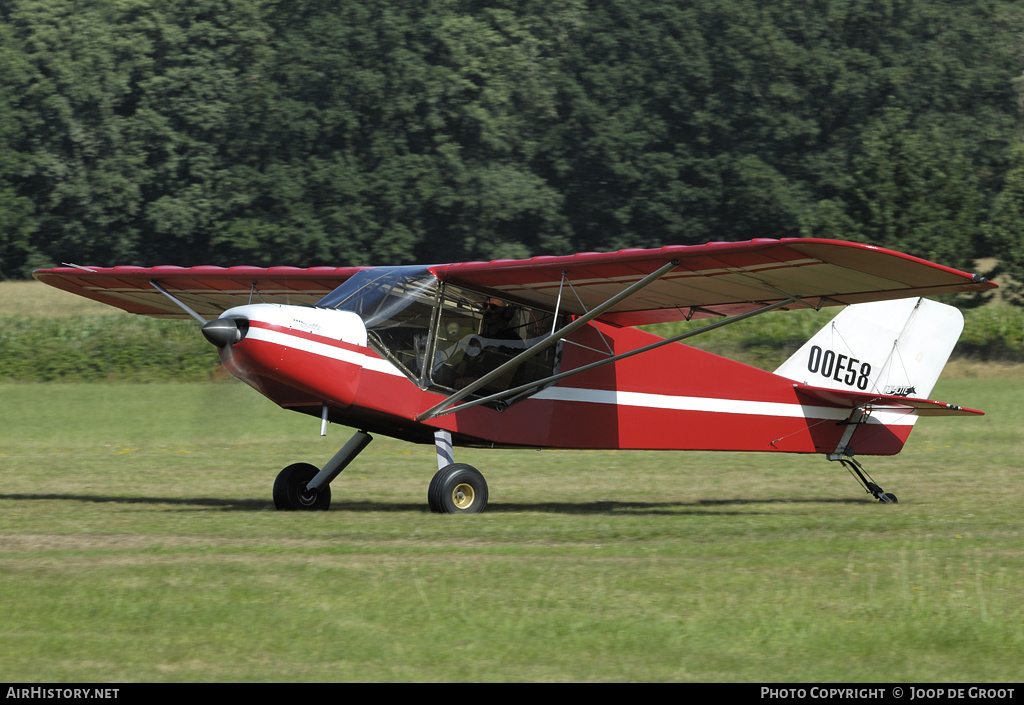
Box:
[273, 430, 373, 510]
[830, 454, 898, 504]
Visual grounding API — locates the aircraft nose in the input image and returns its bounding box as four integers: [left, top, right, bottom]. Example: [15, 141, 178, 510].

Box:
[201, 317, 248, 347]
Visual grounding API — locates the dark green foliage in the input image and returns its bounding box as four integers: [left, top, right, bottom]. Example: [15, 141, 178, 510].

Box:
[1, 0, 1023, 284]
[986, 143, 1024, 305]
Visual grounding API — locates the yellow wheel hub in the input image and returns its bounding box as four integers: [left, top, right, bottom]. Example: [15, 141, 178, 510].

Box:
[452, 483, 475, 510]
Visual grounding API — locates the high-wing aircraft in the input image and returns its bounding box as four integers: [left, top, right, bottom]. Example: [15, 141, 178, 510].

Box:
[34, 238, 996, 513]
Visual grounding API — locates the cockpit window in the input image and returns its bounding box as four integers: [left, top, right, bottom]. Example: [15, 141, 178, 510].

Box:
[428, 285, 562, 398]
[316, 267, 562, 404]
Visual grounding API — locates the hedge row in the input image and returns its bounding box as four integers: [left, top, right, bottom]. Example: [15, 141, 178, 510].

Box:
[1, 305, 1021, 382]
[0, 315, 219, 382]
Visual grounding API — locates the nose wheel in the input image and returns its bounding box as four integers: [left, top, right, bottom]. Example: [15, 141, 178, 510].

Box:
[273, 462, 332, 510]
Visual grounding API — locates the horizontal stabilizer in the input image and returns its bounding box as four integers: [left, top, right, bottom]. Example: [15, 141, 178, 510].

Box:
[793, 383, 984, 417]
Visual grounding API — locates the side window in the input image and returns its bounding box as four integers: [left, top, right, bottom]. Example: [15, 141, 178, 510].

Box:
[367, 292, 436, 379]
[428, 286, 561, 398]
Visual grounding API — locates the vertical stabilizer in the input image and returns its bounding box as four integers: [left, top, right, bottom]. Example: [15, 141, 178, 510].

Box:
[774, 297, 963, 400]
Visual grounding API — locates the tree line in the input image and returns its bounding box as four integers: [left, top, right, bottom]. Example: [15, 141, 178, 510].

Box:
[2, 0, 1024, 301]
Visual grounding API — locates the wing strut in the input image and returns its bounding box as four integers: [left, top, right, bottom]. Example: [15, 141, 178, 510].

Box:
[415, 259, 681, 421]
[149, 280, 208, 325]
[422, 295, 800, 419]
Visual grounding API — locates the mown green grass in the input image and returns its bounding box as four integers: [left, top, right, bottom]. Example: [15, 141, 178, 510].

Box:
[3, 280, 1022, 681]
[1, 379, 1021, 682]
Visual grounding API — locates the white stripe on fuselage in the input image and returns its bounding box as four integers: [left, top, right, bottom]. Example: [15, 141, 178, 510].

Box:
[245, 326, 405, 377]
[246, 326, 916, 425]
[531, 386, 915, 426]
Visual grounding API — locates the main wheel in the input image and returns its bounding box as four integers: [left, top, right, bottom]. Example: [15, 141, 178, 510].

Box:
[879, 492, 898, 504]
[428, 463, 488, 514]
[273, 462, 331, 510]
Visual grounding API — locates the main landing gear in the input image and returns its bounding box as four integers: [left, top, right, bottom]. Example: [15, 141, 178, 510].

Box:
[272, 429, 489, 514]
[830, 453, 898, 504]
[425, 429, 488, 514]
[427, 463, 489, 513]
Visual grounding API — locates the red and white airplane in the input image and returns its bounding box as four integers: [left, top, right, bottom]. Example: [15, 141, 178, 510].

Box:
[35, 238, 995, 513]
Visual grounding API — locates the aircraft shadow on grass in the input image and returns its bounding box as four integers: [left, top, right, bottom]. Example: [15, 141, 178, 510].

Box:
[1, 493, 871, 515]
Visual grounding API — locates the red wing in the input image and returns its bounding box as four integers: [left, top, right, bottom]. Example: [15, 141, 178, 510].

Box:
[34, 239, 995, 324]
[32, 265, 365, 319]
[430, 238, 995, 326]
[794, 383, 984, 417]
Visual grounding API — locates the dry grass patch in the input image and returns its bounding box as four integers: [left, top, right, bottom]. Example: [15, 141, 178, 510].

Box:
[3, 280, 123, 317]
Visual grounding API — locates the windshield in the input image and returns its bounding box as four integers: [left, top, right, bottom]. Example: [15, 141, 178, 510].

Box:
[317, 266, 439, 379]
[316, 266, 435, 325]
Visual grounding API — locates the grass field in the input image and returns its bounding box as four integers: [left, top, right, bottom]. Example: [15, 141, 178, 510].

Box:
[2, 279, 1023, 682]
[1, 375, 1022, 682]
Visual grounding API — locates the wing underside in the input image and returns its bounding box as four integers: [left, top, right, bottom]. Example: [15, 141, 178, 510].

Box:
[432, 238, 994, 326]
[32, 265, 366, 319]
[33, 239, 994, 323]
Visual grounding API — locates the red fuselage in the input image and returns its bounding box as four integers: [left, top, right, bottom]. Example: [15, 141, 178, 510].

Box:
[219, 304, 912, 456]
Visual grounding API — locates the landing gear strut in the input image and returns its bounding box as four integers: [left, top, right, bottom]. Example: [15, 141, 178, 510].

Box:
[831, 454, 898, 503]
[273, 430, 373, 510]
[272, 428, 490, 513]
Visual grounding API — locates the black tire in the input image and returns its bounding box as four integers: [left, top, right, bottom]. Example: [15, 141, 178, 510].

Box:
[273, 462, 331, 510]
[427, 463, 488, 514]
[880, 492, 898, 504]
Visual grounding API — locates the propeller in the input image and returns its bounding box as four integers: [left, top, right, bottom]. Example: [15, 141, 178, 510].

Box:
[201, 317, 248, 348]
[147, 280, 257, 382]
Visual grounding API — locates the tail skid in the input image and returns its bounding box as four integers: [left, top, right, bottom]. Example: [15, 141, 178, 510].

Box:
[835, 454, 900, 503]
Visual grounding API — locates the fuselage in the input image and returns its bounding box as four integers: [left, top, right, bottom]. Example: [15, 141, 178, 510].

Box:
[209, 301, 913, 456]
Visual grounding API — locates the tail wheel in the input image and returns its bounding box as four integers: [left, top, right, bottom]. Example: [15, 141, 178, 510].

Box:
[428, 463, 488, 514]
[274, 462, 331, 511]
